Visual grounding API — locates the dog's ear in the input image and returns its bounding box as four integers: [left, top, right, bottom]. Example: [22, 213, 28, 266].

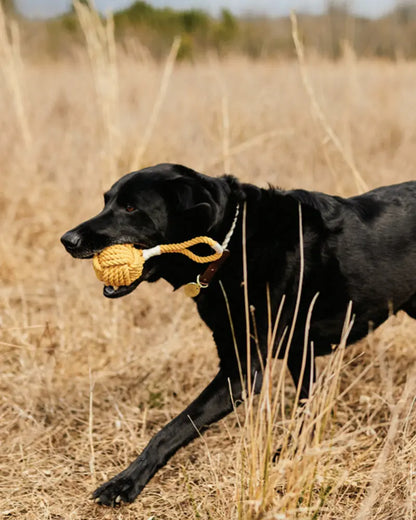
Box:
[162, 176, 219, 233]
[182, 202, 214, 231]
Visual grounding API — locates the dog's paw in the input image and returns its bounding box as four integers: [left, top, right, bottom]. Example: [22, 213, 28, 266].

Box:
[92, 474, 142, 507]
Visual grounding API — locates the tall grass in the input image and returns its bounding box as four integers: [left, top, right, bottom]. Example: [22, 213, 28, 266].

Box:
[73, 0, 120, 180]
[0, 5, 415, 520]
[0, 1, 32, 153]
[220, 204, 353, 519]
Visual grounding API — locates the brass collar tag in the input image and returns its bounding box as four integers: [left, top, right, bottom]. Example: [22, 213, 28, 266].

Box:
[183, 275, 208, 298]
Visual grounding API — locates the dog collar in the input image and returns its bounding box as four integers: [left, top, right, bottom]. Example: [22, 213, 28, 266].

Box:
[183, 204, 240, 297]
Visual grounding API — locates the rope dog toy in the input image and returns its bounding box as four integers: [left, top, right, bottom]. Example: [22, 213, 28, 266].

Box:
[93, 236, 224, 288]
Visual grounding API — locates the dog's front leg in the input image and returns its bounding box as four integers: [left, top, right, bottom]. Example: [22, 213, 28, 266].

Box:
[92, 370, 242, 506]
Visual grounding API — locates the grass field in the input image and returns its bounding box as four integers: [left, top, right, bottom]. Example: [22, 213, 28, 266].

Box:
[1, 7, 416, 519]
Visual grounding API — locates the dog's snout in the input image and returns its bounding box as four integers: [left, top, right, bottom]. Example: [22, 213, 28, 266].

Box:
[61, 230, 82, 251]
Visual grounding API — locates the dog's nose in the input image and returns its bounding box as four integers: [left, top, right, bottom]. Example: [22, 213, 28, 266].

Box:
[61, 230, 82, 251]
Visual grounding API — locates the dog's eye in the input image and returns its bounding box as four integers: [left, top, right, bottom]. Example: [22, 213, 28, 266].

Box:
[126, 205, 136, 213]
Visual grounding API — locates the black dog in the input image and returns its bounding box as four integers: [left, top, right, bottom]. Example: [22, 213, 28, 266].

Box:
[61, 163, 416, 506]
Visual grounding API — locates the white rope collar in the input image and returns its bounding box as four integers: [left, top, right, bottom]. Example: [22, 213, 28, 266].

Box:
[222, 203, 240, 250]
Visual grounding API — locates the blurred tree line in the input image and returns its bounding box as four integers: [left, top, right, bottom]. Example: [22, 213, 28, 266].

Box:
[5, 0, 416, 60]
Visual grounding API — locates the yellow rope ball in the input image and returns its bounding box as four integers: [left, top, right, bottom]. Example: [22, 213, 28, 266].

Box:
[93, 244, 144, 287]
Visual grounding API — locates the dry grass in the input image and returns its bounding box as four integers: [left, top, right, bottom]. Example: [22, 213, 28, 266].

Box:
[1, 7, 416, 519]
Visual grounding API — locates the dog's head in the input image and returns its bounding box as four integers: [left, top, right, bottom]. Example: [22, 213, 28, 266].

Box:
[61, 163, 243, 298]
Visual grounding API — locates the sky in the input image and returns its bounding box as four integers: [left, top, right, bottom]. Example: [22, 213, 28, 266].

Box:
[13, 0, 408, 20]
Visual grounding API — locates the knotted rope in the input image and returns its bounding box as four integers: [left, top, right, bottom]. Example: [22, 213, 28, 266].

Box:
[93, 236, 224, 287]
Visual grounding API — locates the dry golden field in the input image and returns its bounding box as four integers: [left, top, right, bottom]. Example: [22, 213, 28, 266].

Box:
[1, 7, 416, 520]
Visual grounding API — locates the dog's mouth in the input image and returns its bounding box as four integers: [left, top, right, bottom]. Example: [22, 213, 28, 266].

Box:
[103, 278, 142, 299]
[63, 238, 158, 298]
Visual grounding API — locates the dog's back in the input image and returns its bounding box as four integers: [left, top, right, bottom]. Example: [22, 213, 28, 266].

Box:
[287, 181, 416, 343]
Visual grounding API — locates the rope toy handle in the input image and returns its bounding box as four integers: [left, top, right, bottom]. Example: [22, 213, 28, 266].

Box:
[159, 236, 223, 263]
[93, 237, 224, 287]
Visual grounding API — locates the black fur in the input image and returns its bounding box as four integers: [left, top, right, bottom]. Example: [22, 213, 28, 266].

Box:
[61, 163, 416, 506]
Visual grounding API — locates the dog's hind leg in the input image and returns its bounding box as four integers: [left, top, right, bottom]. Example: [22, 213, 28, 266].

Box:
[287, 349, 316, 402]
[272, 350, 316, 462]
[402, 295, 416, 319]
[92, 370, 243, 506]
